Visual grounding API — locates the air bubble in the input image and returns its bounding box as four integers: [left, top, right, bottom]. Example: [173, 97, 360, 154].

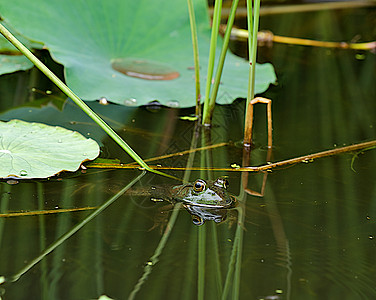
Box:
[166, 100, 180, 108]
[98, 97, 109, 105]
[124, 98, 137, 106]
[19, 170, 28, 176]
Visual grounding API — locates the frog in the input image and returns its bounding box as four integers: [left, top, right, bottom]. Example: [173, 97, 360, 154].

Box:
[149, 177, 236, 209]
[146, 177, 236, 225]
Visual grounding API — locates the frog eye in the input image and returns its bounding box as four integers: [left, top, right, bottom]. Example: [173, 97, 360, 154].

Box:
[214, 177, 229, 189]
[193, 179, 206, 193]
[192, 215, 204, 226]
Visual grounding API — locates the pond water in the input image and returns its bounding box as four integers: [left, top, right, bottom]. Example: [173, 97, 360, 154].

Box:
[0, 5, 376, 300]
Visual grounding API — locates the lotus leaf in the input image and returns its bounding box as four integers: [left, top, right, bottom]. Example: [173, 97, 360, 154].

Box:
[0, 119, 100, 179]
[0, 0, 276, 107]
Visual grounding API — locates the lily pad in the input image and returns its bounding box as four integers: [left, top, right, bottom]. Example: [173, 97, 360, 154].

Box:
[0, 119, 100, 179]
[0, 0, 276, 107]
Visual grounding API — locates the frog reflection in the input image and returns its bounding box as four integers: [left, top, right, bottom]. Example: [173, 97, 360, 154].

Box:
[148, 177, 236, 225]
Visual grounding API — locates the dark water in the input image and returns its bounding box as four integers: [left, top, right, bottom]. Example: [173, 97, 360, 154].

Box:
[0, 6, 376, 300]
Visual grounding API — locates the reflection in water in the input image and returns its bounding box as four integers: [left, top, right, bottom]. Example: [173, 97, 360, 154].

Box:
[185, 205, 230, 225]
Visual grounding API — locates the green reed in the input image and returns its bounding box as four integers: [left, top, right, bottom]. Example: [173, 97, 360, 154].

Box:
[187, 0, 201, 117]
[246, 0, 261, 110]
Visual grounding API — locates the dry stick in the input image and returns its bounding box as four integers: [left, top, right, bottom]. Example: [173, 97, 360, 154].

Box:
[243, 97, 272, 196]
[87, 140, 376, 172]
[244, 97, 272, 147]
[214, 1, 376, 18]
[253, 140, 376, 171]
[0, 207, 98, 218]
[227, 28, 376, 51]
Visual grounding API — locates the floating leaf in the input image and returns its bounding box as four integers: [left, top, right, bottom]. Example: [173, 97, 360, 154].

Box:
[0, 119, 100, 179]
[0, 0, 276, 107]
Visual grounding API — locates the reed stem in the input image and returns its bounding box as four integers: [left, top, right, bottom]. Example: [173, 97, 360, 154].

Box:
[202, 0, 222, 125]
[187, 0, 201, 117]
[244, 0, 261, 144]
[203, 0, 240, 125]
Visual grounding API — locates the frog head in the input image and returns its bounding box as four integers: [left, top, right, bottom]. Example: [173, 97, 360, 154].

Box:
[173, 177, 236, 209]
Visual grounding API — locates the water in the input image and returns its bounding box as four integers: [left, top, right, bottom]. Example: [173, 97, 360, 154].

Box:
[0, 5, 376, 300]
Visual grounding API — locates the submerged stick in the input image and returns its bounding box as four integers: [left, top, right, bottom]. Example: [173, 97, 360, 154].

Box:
[0, 207, 97, 218]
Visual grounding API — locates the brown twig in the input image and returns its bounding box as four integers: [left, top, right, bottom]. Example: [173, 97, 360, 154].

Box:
[212, 1, 376, 17]
[86, 140, 376, 172]
[244, 97, 272, 147]
[0, 206, 98, 218]
[225, 27, 376, 51]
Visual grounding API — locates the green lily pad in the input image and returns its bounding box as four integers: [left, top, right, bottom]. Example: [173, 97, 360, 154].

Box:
[0, 0, 276, 107]
[0, 119, 100, 179]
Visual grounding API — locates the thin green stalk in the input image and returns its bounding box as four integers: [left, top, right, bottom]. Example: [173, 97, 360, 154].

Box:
[0, 23, 170, 178]
[187, 0, 201, 118]
[128, 203, 182, 300]
[244, 0, 261, 143]
[246, 0, 261, 105]
[232, 206, 244, 299]
[251, 0, 261, 99]
[246, 0, 253, 106]
[0, 184, 11, 247]
[202, 0, 222, 125]
[181, 226, 198, 300]
[197, 225, 206, 300]
[205, 0, 240, 124]
[129, 121, 201, 299]
[221, 194, 245, 299]
[37, 183, 48, 300]
[210, 222, 223, 296]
